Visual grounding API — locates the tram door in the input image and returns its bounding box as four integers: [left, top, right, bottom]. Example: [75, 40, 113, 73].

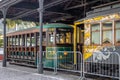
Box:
[76, 24, 84, 70]
[77, 24, 84, 53]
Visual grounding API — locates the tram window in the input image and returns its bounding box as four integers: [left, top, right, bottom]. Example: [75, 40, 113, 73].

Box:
[16, 37, 19, 46]
[116, 21, 120, 43]
[31, 37, 35, 46]
[102, 22, 112, 44]
[91, 24, 100, 45]
[22, 35, 25, 46]
[56, 32, 71, 44]
[56, 33, 64, 43]
[37, 36, 40, 46]
[46, 32, 54, 45]
[66, 32, 72, 43]
[9, 38, 12, 46]
[56, 33, 60, 43]
[10, 38, 12, 46]
[20, 38, 22, 46]
[49, 32, 54, 43]
[47, 28, 55, 43]
[13, 37, 15, 46]
[42, 33, 46, 44]
[27, 38, 30, 46]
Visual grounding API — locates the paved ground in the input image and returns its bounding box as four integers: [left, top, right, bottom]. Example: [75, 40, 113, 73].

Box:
[0, 61, 85, 80]
[1, 61, 111, 80]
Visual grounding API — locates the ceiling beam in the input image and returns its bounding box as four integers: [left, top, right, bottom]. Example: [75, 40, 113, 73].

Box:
[50, 15, 73, 22]
[45, 11, 70, 15]
[64, 0, 100, 10]
[12, 1, 38, 9]
[92, 0, 120, 9]
[19, 11, 71, 19]
[12, 0, 69, 20]
[0, 0, 23, 9]
[74, 0, 83, 3]
[64, 0, 73, 10]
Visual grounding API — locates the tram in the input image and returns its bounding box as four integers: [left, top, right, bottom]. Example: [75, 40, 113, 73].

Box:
[6, 23, 73, 68]
[75, 3, 120, 77]
[6, 3, 120, 77]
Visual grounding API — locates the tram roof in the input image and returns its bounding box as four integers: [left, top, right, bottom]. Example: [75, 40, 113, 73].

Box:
[43, 23, 72, 28]
[0, 0, 119, 24]
[75, 2, 120, 23]
[6, 23, 72, 36]
[6, 26, 46, 36]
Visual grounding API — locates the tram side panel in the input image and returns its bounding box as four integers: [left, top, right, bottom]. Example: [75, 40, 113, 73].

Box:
[82, 21, 120, 77]
[6, 24, 74, 68]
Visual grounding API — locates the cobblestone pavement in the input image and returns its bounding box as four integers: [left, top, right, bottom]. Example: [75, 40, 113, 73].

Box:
[0, 62, 82, 80]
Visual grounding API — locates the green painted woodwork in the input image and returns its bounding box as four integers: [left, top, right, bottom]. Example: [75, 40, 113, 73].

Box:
[8, 23, 72, 33]
[43, 47, 72, 68]
[43, 23, 72, 28]
[9, 46, 73, 68]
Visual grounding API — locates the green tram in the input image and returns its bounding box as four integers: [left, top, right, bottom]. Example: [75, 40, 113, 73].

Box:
[6, 23, 74, 68]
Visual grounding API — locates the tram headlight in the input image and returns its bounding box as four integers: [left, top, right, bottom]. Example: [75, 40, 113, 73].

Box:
[64, 51, 68, 56]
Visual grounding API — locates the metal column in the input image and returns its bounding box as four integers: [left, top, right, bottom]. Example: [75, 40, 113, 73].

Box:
[38, 0, 44, 74]
[1, 7, 8, 67]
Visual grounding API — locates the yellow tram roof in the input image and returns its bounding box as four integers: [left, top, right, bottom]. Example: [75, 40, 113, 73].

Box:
[75, 4, 120, 25]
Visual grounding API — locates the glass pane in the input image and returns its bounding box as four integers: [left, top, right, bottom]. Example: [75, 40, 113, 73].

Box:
[91, 24, 100, 31]
[42, 33, 46, 44]
[13, 38, 15, 46]
[47, 32, 55, 45]
[116, 21, 120, 28]
[103, 31, 112, 43]
[56, 33, 65, 44]
[27, 38, 30, 46]
[49, 33, 54, 43]
[31, 37, 35, 46]
[103, 22, 112, 30]
[20, 38, 22, 46]
[16, 38, 19, 46]
[66, 33, 71, 43]
[92, 32, 100, 44]
[116, 30, 120, 43]
[56, 28, 72, 44]
[9, 38, 12, 46]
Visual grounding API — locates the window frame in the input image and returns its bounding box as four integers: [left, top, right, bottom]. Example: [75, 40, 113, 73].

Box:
[90, 20, 115, 46]
[90, 23, 101, 45]
[115, 20, 120, 45]
[102, 20, 113, 45]
[88, 17, 120, 46]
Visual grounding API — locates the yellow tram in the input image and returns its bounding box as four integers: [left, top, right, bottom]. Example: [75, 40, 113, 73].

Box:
[74, 3, 120, 77]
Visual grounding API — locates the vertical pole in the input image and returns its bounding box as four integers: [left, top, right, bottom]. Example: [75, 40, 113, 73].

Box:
[38, 0, 44, 74]
[46, 29, 48, 46]
[1, 7, 8, 67]
[112, 20, 115, 45]
[100, 22, 102, 45]
[73, 25, 77, 65]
